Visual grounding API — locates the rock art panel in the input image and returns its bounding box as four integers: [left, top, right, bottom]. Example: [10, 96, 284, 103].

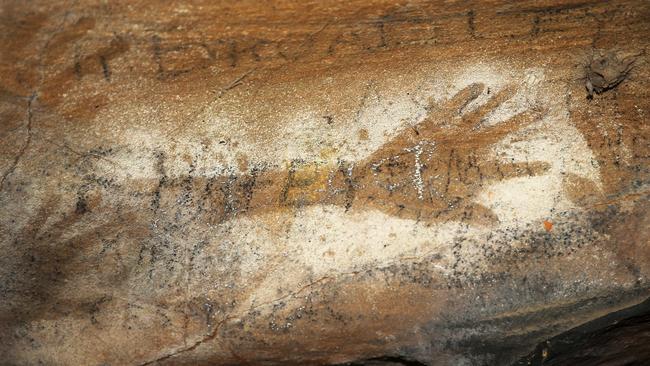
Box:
[0, 1, 649, 365]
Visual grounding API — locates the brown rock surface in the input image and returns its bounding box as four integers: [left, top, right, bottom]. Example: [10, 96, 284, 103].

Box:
[0, 1, 648, 365]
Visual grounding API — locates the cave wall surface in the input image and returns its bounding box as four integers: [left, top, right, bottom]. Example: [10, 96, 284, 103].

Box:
[0, 1, 649, 365]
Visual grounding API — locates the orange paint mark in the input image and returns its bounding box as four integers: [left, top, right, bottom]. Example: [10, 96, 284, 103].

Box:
[543, 220, 553, 232]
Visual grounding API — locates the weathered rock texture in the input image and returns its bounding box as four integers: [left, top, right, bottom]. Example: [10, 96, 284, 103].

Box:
[0, 0, 649, 365]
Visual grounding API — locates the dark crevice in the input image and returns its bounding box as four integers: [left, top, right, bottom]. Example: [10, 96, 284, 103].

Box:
[513, 296, 650, 366]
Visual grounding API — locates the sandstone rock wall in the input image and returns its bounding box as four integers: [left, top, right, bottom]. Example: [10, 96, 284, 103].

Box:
[0, 1, 649, 365]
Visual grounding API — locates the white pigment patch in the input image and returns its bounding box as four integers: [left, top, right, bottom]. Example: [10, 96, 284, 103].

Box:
[98, 62, 603, 310]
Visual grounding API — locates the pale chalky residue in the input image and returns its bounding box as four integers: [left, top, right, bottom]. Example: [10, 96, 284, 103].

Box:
[96, 62, 604, 311]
